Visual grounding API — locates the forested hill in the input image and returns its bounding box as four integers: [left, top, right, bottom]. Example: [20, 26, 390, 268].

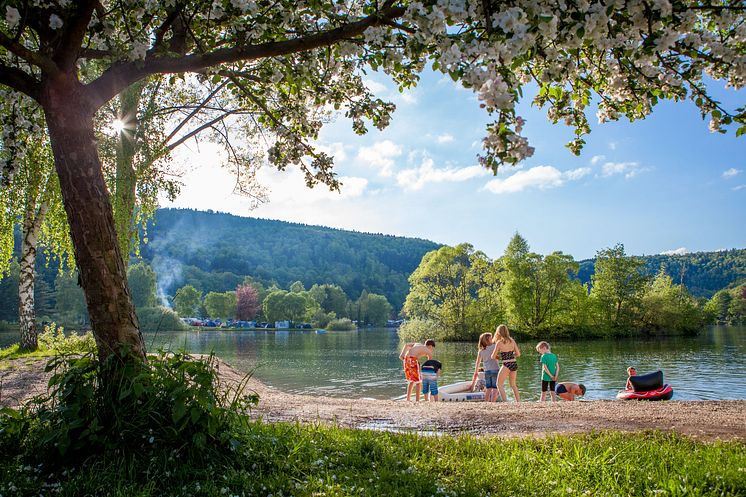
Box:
[577, 249, 746, 298]
[139, 208, 442, 309]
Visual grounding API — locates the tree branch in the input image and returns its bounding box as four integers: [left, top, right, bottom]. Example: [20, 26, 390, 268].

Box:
[53, 0, 97, 70]
[164, 80, 229, 144]
[0, 64, 42, 101]
[0, 31, 61, 77]
[86, 5, 406, 109]
[166, 109, 240, 151]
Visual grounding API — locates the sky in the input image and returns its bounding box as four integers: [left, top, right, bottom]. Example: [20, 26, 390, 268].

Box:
[163, 69, 746, 261]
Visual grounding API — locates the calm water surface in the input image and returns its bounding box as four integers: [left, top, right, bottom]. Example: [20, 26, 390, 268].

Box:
[143, 326, 745, 401]
[2, 326, 744, 401]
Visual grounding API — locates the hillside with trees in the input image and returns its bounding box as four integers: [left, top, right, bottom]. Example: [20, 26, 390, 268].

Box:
[137, 209, 440, 311]
[577, 250, 746, 298]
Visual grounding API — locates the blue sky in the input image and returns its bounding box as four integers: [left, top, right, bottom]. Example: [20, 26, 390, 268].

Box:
[165, 69, 745, 260]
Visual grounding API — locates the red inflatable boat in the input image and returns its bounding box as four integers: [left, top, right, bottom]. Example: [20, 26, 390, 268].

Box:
[616, 384, 673, 401]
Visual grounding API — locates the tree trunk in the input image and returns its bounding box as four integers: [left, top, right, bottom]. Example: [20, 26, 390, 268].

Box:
[41, 76, 145, 362]
[18, 200, 47, 350]
[113, 81, 145, 266]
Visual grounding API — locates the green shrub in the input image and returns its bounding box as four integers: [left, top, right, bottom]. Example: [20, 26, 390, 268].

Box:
[136, 306, 188, 331]
[0, 352, 257, 467]
[326, 318, 356, 330]
[397, 318, 448, 342]
[38, 322, 97, 355]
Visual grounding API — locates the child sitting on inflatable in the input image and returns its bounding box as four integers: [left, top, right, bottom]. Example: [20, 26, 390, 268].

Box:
[625, 366, 637, 390]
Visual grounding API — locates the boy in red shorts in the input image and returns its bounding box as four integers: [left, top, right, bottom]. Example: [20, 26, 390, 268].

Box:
[399, 339, 435, 401]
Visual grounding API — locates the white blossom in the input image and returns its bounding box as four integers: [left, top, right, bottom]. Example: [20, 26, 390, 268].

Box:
[5, 6, 20, 29]
[49, 14, 63, 30]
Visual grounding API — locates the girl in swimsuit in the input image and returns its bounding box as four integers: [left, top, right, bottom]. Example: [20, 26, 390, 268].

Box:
[491, 324, 521, 402]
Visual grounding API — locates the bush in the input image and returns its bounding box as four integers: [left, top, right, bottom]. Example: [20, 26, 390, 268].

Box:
[326, 318, 356, 331]
[397, 319, 448, 342]
[136, 306, 188, 331]
[0, 352, 257, 467]
[37, 322, 97, 355]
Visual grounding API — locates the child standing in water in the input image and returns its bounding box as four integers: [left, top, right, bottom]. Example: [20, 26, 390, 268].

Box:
[470, 332, 501, 402]
[491, 324, 521, 402]
[399, 340, 435, 401]
[536, 341, 560, 402]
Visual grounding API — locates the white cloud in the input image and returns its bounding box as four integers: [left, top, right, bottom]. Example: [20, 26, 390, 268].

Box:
[660, 247, 688, 255]
[732, 184, 746, 191]
[436, 133, 454, 144]
[483, 165, 592, 194]
[396, 158, 490, 192]
[564, 167, 592, 180]
[363, 79, 388, 95]
[356, 140, 402, 177]
[315, 141, 348, 162]
[590, 155, 606, 165]
[398, 91, 418, 104]
[601, 161, 648, 179]
[483, 166, 564, 194]
[722, 168, 742, 178]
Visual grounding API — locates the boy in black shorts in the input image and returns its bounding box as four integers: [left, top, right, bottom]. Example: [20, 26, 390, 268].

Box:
[536, 341, 559, 402]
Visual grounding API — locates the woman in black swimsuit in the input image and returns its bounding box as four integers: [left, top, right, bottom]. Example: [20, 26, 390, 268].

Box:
[491, 324, 521, 402]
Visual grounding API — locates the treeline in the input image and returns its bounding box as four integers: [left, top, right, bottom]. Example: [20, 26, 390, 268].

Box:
[577, 249, 745, 298]
[138, 208, 440, 310]
[161, 263, 394, 329]
[400, 235, 717, 342]
[705, 282, 746, 325]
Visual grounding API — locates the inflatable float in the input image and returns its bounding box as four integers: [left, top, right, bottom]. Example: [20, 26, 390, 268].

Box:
[439, 372, 486, 402]
[616, 370, 673, 401]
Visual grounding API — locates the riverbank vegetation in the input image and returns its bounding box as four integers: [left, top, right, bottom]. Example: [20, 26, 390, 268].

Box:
[401, 235, 714, 341]
[1, 353, 744, 497]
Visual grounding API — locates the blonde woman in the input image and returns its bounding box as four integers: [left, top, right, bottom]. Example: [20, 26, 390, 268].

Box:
[469, 332, 501, 402]
[491, 324, 521, 402]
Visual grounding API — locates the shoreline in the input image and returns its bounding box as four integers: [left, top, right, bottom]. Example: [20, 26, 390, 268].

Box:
[2, 356, 745, 441]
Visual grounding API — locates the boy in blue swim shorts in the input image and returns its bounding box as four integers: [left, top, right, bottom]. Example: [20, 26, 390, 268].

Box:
[421, 359, 442, 401]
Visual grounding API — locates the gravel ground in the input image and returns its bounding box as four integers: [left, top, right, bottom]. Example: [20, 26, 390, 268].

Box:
[2, 357, 744, 441]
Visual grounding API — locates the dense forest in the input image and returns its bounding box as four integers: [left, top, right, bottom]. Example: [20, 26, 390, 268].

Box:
[0, 209, 743, 330]
[137, 209, 440, 310]
[577, 249, 746, 298]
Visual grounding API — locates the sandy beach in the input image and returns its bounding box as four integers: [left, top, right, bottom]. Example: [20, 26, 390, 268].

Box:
[2, 357, 744, 441]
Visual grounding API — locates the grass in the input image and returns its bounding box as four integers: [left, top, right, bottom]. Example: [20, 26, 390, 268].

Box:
[1, 422, 744, 496]
[0, 323, 95, 363]
[0, 353, 743, 497]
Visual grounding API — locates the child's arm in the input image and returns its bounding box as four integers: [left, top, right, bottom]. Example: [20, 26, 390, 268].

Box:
[554, 362, 560, 381]
[513, 341, 521, 358]
[399, 343, 413, 360]
[542, 363, 551, 377]
[470, 356, 480, 389]
[626, 378, 632, 390]
[490, 345, 499, 360]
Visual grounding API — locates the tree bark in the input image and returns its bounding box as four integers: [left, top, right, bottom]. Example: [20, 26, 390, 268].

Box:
[41, 75, 145, 362]
[113, 81, 145, 266]
[18, 199, 48, 350]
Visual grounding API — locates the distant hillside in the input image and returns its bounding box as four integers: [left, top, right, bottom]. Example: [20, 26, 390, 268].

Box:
[138, 209, 442, 309]
[577, 249, 746, 298]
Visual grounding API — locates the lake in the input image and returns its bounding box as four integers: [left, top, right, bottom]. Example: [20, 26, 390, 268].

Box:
[2, 326, 744, 401]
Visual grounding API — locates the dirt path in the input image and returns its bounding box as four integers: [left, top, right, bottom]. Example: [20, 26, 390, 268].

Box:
[3, 357, 744, 441]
